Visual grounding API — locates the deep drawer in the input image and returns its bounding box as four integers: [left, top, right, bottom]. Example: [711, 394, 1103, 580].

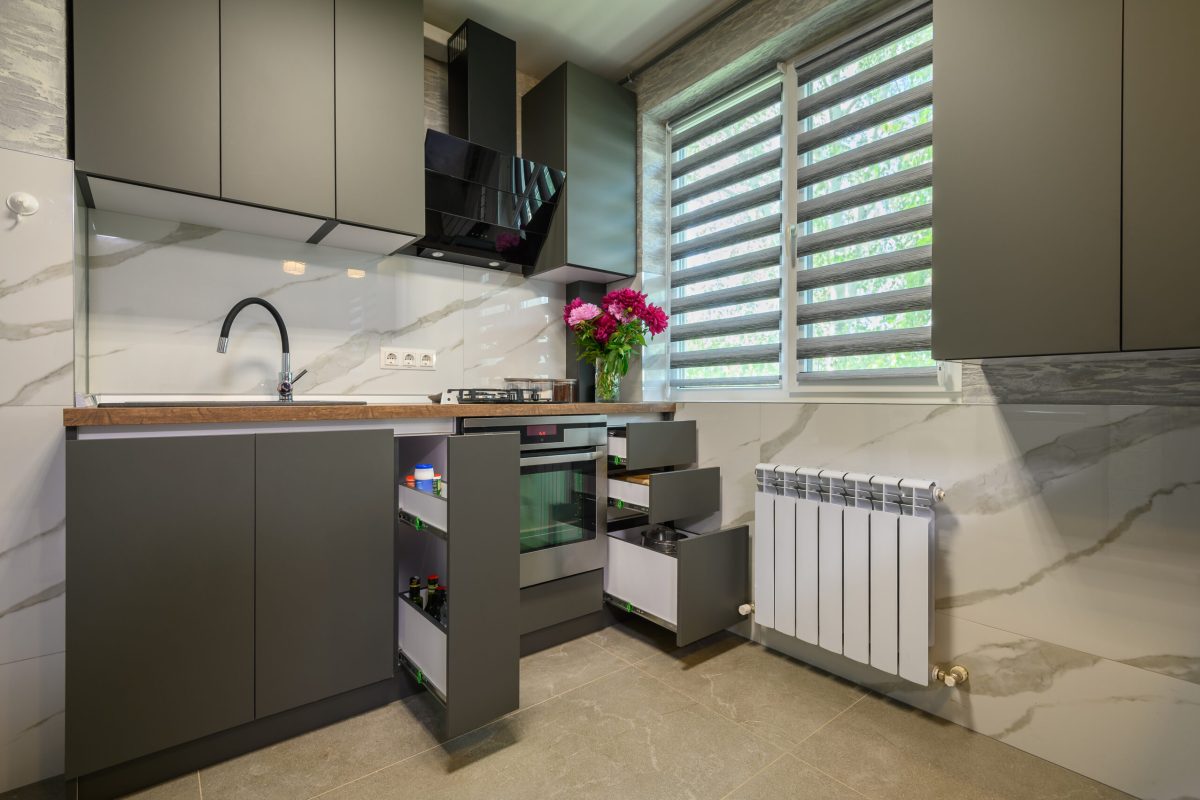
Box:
[603, 524, 749, 646]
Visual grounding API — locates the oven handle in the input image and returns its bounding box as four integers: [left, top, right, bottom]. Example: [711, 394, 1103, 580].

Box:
[519, 449, 605, 468]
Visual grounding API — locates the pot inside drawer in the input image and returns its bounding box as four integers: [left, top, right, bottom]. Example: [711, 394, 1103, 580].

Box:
[608, 467, 719, 524]
[608, 420, 697, 470]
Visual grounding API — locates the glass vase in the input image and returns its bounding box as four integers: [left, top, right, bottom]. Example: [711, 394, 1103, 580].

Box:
[594, 361, 621, 403]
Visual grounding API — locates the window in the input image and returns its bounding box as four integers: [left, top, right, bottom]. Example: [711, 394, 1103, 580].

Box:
[666, 3, 936, 392]
[668, 74, 785, 389]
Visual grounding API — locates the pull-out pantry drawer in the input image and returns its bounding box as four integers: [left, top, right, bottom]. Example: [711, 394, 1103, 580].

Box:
[608, 467, 720, 524]
[608, 420, 697, 470]
[604, 525, 749, 646]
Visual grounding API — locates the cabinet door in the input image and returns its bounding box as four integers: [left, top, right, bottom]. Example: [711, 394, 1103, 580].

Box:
[221, 0, 335, 216]
[254, 430, 395, 718]
[931, 0, 1122, 359]
[1122, 0, 1200, 351]
[66, 436, 254, 776]
[564, 63, 637, 277]
[335, 0, 424, 234]
[73, 0, 220, 195]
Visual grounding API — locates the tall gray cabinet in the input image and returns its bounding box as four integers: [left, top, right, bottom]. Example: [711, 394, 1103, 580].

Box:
[1122, 0, 1200, 351]
[522, 62, 637, 279]
[73, 0, 221, 195]
[930, 0, 1122, 360]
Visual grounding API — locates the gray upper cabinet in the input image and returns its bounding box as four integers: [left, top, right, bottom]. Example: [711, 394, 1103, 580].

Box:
[523, 62, 637, 279]
[220, 0, 335, 217]
[335, 0, 425, 234]
[66, 436, 255, 777]
[73, 0, 220, 195]
[931, 0, 1122, 360]
[254, 429, 396, 718]
[1122, 0, 1200, 351]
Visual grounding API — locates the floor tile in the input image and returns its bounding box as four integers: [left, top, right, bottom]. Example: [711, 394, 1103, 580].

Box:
[121, 773, 201, 799]
[586, 616, 680, 664]
[518, 636, 627, 709]
[322, 668, 780, 800]
[636, 632, 865, 750]
[199, 693, 443, 800]
[725, 755, 866, 800]
[795, 694, 1135, 800]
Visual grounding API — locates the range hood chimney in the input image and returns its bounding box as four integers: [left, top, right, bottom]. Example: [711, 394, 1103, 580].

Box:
[402, 20, 565, 272]
[448, 21, 515, 155]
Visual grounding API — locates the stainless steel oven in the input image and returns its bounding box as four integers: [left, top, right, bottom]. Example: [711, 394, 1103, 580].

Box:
[460, 415, 607, 587]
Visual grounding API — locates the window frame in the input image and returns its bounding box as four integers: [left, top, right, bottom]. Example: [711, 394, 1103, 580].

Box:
[661, 0, 957, 403]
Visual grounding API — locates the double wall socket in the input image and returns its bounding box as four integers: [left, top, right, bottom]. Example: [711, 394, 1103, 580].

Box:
[380, 347, 437, 370]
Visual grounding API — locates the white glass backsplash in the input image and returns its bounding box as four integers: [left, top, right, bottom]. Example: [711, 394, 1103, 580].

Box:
[85, 209, 565, 397]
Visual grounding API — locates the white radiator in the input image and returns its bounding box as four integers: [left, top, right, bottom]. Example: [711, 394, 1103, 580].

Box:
[753, 464, 941, 685]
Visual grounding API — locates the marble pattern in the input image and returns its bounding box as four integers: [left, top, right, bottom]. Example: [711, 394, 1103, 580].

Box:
[86, 210, 566, 397]
[960, 357, 1200, 407]
[677, 399, 1200, 799]
[0, 148, 74, 407]
[0, 1, 67, 159]
[0, 147, 72, 794]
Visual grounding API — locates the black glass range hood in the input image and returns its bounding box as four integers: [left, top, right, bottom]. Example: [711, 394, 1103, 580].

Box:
[401, 130, 565, 271]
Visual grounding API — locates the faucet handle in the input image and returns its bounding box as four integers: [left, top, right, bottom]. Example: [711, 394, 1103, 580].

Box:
[277, 368, 308, 401]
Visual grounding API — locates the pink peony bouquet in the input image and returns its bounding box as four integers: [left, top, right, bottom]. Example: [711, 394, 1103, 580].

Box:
[563, 289, 668, 400]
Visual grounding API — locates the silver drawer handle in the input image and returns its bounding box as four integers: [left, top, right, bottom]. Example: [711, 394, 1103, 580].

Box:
[520, 449, 605, 467]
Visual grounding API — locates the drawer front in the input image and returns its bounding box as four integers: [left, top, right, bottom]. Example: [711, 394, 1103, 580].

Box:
[519, 569, 603, 634]
[609, 467, 721, 524]
[610, 420, 696, 470]
[676, 524, 749, 646]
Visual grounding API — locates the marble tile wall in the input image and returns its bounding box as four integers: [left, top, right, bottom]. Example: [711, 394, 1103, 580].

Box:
[674, 400, 1200, 800]
[85, 210, 566, 397]
[0, 146, 74, 792]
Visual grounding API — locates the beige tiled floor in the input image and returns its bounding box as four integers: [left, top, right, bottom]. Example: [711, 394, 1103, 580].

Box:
[7, 619, 1134, 800]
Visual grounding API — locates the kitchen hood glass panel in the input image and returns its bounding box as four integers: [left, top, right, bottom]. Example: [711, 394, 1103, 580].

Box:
[402, 130, 565, 271]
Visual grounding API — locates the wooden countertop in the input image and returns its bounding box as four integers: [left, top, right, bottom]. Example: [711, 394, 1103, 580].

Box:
[63, 402, 676, 427]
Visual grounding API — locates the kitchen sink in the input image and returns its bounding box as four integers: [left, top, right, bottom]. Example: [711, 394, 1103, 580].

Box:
[96, 400, 369, 407]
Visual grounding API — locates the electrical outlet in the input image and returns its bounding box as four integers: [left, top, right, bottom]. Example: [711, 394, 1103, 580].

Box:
[380, 347, 437, 370]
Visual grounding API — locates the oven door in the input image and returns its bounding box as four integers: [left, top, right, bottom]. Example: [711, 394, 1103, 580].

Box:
[518, 447, 607, 588]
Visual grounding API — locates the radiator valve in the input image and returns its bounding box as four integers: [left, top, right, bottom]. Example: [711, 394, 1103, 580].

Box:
[932, 664, 969, 687]
[737, 603, 754, 616]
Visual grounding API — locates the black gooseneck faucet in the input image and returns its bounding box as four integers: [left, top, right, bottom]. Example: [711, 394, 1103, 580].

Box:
[217, 297, 307, 401]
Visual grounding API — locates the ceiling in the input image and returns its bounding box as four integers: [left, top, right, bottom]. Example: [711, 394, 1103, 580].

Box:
[423, 0, 732, 81]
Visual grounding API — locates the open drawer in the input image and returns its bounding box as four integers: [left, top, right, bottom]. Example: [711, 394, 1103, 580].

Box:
[608, 467, 720, 524]
[604, 524, 749, 646]
[608, 420, 697, 470]
[394, 431, 519, 738]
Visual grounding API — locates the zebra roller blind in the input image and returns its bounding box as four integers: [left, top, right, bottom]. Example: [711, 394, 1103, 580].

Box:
[668, 74, 785, 389]
[794, 4, 934, 378]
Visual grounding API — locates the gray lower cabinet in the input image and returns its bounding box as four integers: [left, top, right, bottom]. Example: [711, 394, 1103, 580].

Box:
[255, 429, 396, 718]
[930, 0, 1122, 360]
[66, 436, 256, 777]
[1121, 0, 1200, 351]
[66, 429, 396, 776]
[220, 0, 335, 216]
[72, 0, 220, 195]
[334, 0, 424, 234]
[522, 62, 637, 279]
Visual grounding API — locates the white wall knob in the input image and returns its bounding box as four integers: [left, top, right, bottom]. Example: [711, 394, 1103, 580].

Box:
[6, 191, 40, 218]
